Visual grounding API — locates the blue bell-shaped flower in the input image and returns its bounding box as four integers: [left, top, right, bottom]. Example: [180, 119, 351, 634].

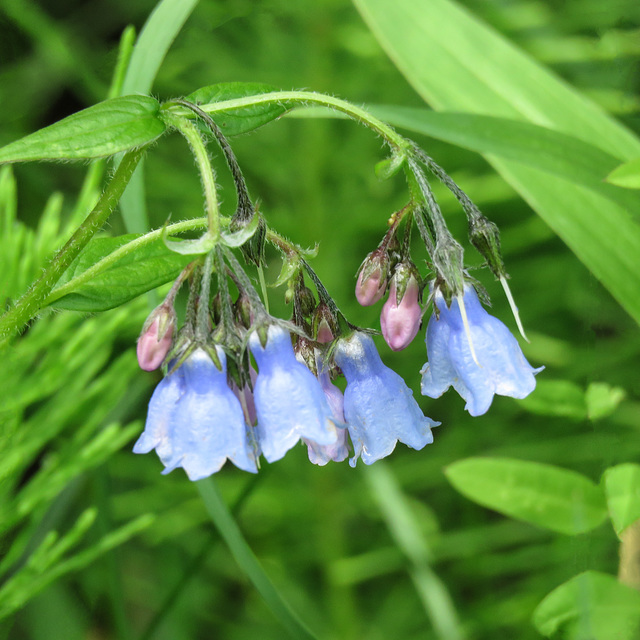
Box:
[134, 347, 258, 479]
[334, 332, 437, 467]
[304, 367, 349, 466]
[249, 325, 339, 463]
[421, 284, 542, 416]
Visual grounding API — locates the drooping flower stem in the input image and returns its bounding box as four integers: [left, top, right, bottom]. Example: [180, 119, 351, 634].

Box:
[301, 259, 352, 335]
[170, 99, 253, 216]
[162, 111, 221, 240]
[222, 248, 269, 322]
[0, 146, 146, 348]
[412, 145, 485, 224]
[180, 90, 411, 154]
[196, 252, 215, 339]
[406, 158, 449, 248]
[213, 246, 236, 338]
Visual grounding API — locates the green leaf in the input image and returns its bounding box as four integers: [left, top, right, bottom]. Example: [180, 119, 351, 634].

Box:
[0, 96, 166, 163]
[533, 571, 640, 639]
[369, 107, 640, 215]
[186, 82, 288, 136]
[50, 234, 191, 311]
[585, 382, 626, 421]
[121, 0, 200, 97]
[603, 464, 640, 536]
[606, 158, 640, 189]
[353, 0, 640, 326]
[518, 379, 587, 420]
[444, 457, 608, 535]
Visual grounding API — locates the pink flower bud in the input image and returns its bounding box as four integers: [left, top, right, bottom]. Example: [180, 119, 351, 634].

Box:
[381, 276, 422, 351]
[355, 248, 389, 306]
[137, 309, 175, 371]
[316, 319, 334, 344]
[356, 269, 387, 306]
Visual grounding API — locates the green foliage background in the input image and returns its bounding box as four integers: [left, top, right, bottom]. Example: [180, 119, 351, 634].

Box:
[1, 0, 639, 639]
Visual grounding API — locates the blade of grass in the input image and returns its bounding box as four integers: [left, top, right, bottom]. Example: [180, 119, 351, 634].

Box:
[196, 477, 320, 640]
[138, 474, 261, 640]
[117, 0, 200, 235]
[363, 463, 464, 640]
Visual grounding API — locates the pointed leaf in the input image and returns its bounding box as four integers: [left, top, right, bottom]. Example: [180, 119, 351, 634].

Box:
[186, 82, 288, 136]
[603, 464, 640, 536]
[533, 571, 640, 639]
[0, 96, 166, 163]
[50, 234, 192, 311]
[518, 379, 587, 420]
[445, 457, 608, 535]
[606, 157, 640, 189]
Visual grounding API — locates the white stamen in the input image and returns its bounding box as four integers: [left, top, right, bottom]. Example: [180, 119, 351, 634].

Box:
[500, 276, 529, 342]
[457, 293, 480, 367]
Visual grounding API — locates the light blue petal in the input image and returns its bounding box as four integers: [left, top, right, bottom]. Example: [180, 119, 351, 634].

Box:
[422, 285, 541, 416]
[420, 313, 457, 399]
[335, 333, 437, 467]
[136, 348, 257, 478]
[250, 325, 338, 463]
[133, 366, 185, 455]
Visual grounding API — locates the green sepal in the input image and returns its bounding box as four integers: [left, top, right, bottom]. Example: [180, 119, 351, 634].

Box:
[221, 211, 260, 248]
[375, 152, 406, 180]
[162, 228, 216, 256]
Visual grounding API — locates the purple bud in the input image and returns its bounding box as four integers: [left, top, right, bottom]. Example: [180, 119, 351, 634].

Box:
[381, 275, 421, 352]
[355, 248, 389, 306]
[137, 315, 175, 371]
[312, 302, 338, 344]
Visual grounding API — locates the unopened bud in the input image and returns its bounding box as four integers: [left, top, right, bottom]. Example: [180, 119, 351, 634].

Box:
[234, 292, 253, 329]
[137, 306, 176, 371]
[380, 267, 422, 352]
[469, 215, 506, 278]
[432, 234, 465, 303]
[355, 248, 389, 306]
[312, 302, 338, 343]
[296, 286, 317, 318]
[293, 336, 317, 376]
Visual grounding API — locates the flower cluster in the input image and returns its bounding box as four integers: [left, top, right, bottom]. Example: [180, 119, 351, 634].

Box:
[135, 309, 435, 476]
[133, 110, 541, 481]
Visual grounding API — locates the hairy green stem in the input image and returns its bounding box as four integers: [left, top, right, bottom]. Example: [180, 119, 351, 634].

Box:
[184, 91, 410, 152]
[162, 112, 221, 239]
[169, 99, 253, 215]
[44, 217, 208, 305]
[0, 147, 145, 347]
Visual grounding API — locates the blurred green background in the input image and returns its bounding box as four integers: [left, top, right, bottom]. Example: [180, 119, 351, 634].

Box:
[1, 0, 639, 639]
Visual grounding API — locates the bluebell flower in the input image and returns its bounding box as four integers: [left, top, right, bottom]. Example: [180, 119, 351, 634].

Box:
[249, 325, 339, 463]
[133, 347, 258, 479]
[304, 367, 349, 465]
[421, 284, 542, 416]
[334, 332, 437, 467]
